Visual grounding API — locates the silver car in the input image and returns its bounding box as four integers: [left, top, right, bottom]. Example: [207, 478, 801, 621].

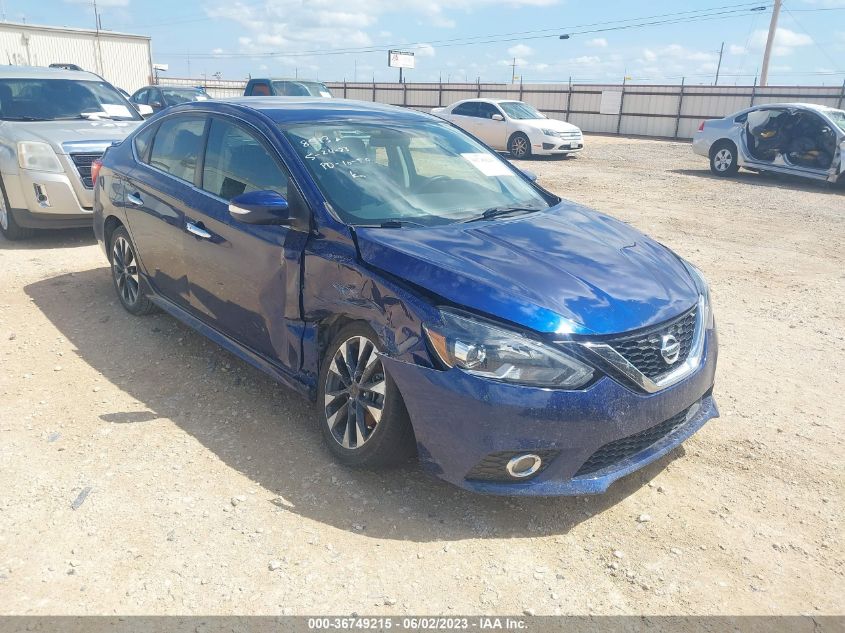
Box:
[0, 66, 144, 240]
[692, 102, 845, 185]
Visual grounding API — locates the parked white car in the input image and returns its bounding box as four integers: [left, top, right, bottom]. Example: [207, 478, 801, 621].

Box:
[432, 98, 583, 159]
[0, 66, 145, 240]
[692, 102, 844, 185]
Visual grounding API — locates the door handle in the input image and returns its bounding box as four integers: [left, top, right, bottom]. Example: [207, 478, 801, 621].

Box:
[186, 221, 212, 240]
[127, 192, 143, 206]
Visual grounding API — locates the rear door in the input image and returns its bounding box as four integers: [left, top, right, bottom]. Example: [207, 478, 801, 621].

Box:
[123, 114, 207, 309]
[182, 115, 307, 365]
[448, 101, 480, 135]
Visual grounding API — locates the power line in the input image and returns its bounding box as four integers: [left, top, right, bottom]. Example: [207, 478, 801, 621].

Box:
[158, 4, 771, 59]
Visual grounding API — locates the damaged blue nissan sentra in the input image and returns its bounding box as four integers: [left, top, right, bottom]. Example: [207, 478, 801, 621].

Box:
[93, 98, 718, 496]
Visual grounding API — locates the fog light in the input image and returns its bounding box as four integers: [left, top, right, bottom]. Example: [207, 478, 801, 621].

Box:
[33, 184, 50, 207]
[506, 454, 543, 478]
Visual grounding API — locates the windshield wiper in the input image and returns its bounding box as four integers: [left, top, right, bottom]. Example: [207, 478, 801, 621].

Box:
[461, 206, 544, 223]
[377, 219, 430, 228]
[2, 116, 50, 122]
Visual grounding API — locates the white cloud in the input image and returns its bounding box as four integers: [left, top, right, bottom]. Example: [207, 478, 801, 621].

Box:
[573, 55, 601, 65]
[749, 27, 813, 56]
[586, 38, 608, 48]
[729, 44, 746, 55]
[417, 43, 436, 58]
[507, 44, 534, 58]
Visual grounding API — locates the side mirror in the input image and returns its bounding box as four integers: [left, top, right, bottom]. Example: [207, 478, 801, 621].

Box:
[229, 190, 290, 225]
[150, 101, 163, 109]
[137, 104, 154, 118]
[519, 168, 538, 182]
[491, 113, 504, 122]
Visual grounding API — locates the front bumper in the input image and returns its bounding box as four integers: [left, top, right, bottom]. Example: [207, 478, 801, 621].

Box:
[3, 156, 94, 227]
[535, 137, 584, 155]
[382, 328, 718, 496]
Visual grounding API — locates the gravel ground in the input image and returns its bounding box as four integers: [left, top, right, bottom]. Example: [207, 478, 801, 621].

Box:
[0, 135, 842, 616]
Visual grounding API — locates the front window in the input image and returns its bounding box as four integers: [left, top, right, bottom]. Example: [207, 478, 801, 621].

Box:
[0, 78, 142, 122]
[273, 81, 332, 98]
[281, 120, 549, 226]
[161, 88, 209, 106]
[499, 101, 545, 120]
[826, 109, 845, 132]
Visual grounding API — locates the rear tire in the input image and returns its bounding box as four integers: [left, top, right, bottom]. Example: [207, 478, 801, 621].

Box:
[109, 226, 156, 316]
[0, 177, 35, 240]
[317, 322, 416, 468]
[508, 133, 532, 159]
[709, 141, 739, 177]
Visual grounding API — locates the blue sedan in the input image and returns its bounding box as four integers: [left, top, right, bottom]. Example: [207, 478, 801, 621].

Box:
[92, 98, 718, 496]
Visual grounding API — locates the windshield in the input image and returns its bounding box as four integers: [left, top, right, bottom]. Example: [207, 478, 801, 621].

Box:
[499, 101, 545, 120]
[281, 120, 549, 226]
[0, 78, 142, 122]
[826, 109, 845, 131]
[161, 88, 209, 105]
[274, 81, 332, 98]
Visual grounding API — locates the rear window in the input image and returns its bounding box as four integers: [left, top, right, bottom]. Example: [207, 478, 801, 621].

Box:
[148, 116, 206, 182]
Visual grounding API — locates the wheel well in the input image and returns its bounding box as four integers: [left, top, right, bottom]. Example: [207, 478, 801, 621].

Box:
[710, 139, 736, 158]
[103, 216, 124, 259]
[316, 315, 358, 362]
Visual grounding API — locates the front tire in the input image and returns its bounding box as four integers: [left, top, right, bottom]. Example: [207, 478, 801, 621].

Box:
[109, 226, 156, 315]
[0, 177, 35, 241]
[709, 141, 739, 177]
[317, 323, 416, 468]
[508, 133, 532, 159]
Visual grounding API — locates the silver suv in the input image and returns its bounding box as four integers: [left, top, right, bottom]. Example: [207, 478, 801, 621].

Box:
[0, 66, 144, 240]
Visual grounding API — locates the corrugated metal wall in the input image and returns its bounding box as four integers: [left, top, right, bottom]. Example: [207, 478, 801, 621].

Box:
[162, 77, 845, 140]
[0, 23, 152, 92]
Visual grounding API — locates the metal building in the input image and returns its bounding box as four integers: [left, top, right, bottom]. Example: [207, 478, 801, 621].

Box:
[0, 21, 152, 92]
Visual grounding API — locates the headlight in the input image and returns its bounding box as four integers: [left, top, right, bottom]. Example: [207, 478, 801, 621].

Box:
[683, 260, 714, 328]
[17, 142, 63, 173]
[541, 129, 562, 137]
[423, 310, 594, 389]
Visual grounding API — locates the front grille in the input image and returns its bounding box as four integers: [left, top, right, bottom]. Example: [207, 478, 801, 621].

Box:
[465, 450, 559, 482]
[574, 404, 693, 477]
[69, 153, 103, 189]
[606, 307, 697, 380]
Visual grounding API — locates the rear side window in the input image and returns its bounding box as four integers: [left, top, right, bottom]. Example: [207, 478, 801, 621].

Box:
[148, 116, 206, 183]
[452, 102, 478, 117]
[133, 124, 156, 162]
[201, 118, 289, 200]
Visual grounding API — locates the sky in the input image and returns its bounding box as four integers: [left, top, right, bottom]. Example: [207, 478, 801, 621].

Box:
[4, 0, 845, 85]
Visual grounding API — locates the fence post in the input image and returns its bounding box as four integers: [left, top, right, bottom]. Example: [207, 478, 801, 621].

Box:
[673, 77, 685, 139]
[519, 76, 523, 102]
[565, 76, 572, 121]
[372, 79, 376, 103]
[343, 80, 347, 99]
[438, 81, 443, 107]
[750, 76, 757, 107]
[477, 77, 481, 98]
[837, 78, 845, 110]
[616, 76, 627, 135]
[403, 81, 407, 106]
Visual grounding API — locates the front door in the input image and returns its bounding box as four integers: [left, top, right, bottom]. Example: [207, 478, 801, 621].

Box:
[472, 102, 508, 150]
[182, 115, 306, 364]
[124, 114, 207, 309]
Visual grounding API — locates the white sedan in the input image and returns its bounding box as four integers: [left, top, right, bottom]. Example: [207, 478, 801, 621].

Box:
[431, 98, 583, 159]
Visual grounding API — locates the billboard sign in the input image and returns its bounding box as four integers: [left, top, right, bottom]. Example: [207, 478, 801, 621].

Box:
[388, 50, 415, 69]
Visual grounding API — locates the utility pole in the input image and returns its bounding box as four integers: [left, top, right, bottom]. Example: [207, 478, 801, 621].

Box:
[92, 0, 103, 75]
[760, 0, 782, 87]
[714, 41, 724, 85]
[510, 57, 517, 84]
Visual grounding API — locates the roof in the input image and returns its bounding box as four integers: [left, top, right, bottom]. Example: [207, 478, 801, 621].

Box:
[0, 65, 104, 81]
[0, 20, 150, 40]
[747, 102, 844, 113]
[248, 78, 325, 83]
[203, 97, 434, 124]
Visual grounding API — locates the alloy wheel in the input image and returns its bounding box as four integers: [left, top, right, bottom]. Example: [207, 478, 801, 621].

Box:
[112, 236, 140, 306]
[323, 335, 386, 450]
[0, 194, 8, 231]
[511, 136, 529, 158]
[714, 148, 733, 172]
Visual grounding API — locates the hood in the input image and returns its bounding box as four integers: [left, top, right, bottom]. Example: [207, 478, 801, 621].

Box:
[355, 202, 698, 336]
[1, 120, 140, 153]
[526, 118, 580, 133]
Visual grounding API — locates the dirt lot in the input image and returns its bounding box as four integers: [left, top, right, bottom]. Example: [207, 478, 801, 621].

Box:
[0, 135, 842, 616]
